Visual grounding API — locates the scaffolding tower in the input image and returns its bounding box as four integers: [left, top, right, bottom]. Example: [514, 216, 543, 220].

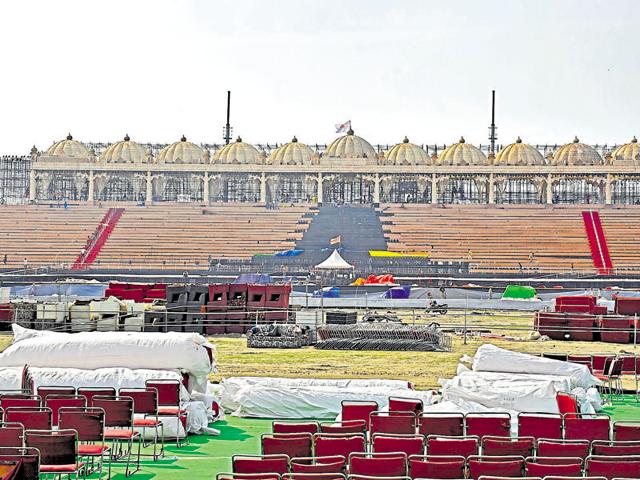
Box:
[0, 156, 31, 204]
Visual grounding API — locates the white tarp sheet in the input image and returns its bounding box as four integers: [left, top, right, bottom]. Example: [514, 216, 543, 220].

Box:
[3, 325, 215, 392]
[0, 367, 25, 391]
[220, 376, 433, 418]
[471, 344, 599, 389]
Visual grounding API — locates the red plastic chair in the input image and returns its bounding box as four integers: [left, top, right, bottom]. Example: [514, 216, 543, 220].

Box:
[563, 413, 611, 441]
[120, 387, 164, 460]
[273, 421, 319, 435]
[591, 440, 640, 456]
[536, 438, 590, 459]
[36, 385, 75, 401]
[4, 407, 52, 430]
[93, 395, 141, 477]
[426, 435, 480, 458]
[371, 434, 424, 456]
[0, 394, 41, 411]
[0, 446, 40, 480]
[0, 423, 23, 448]
[370, 411, 417, 435]
[77, 387, 116, 407]
[524, 456, 583, 477]
[465, 413, 511, 438]
[290, 455, 346, 474]
[232, 454, 290, 475]
[408, 454, 466, 479]
[467, 455, 525, 480]
[388, 397, 423, 415]
[44, 394, 86, 427]
[314, 434, 366, 459]
[481, 436, 534, 457]
[25, 429, 83, 478]
[348, 452, 407, 477]
[347, 475, 410, 480]
[517, 412, 562, 439]
[418, 412, 465, 437]
[614, 421, 640, 441]
[283, 473, 346, 480]
[320, 421, 367, 435]
[262, 433, 313, 458]
[341, 401, 378, 430]
[586, 455, 640, 479]
[145, 379, 187, 447]
[58, 406, 110, 479]
[556, 393, 579, 418]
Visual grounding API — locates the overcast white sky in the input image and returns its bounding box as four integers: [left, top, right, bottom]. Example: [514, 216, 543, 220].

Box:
[0, 0, 637, 154]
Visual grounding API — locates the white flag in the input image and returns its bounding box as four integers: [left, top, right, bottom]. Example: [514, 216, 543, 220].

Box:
[335, 120, 351, 133]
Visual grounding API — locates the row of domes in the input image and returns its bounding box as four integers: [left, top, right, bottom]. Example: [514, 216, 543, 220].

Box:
[40, 131, 640, 167]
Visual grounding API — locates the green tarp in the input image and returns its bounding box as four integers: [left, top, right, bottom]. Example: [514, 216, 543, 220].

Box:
[502, 284, 537, 300]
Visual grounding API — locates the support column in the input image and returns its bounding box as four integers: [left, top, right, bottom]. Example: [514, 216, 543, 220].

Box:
[203, 172, 209, 204]
[259, 172, 267, 203]
[146, 171, 153, 203]
[488, 173, 495, 204]
[373, 174, 381, 205]
[88, 170, 94, 203]
[605, 174, 612, 205]
[29, 170, 36, 202]
[546, 173, 553, 204]
[317, 173, 323, 204]
[431, 173, 438, 204]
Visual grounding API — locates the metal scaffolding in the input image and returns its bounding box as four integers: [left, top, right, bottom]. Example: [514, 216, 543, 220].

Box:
[0, 156, 31, 204]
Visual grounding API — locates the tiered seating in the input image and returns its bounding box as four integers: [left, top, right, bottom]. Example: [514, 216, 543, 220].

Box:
[0, 205, 106, 268]
[379, 204, 640, 273]
[97, 203, 315, 268]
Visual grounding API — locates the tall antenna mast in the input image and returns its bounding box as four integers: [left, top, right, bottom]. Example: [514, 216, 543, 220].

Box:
[488, 90, 497, 155]
[223, 90, 232, 145]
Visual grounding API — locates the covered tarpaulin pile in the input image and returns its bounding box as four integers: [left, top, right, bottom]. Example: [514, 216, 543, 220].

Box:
[502, 284, 537, 300]
[312, 287, 341, 298]
[233, 273, 273, 284]
[383, 286, 411, 299]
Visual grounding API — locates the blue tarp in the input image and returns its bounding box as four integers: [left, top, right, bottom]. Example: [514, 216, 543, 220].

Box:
[313, 287, 341, 298]
[233, 273, 273, 284]
[275, 249, 304, 257]
[383, 286, 412, 299]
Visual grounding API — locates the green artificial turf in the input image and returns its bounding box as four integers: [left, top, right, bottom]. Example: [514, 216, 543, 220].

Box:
[100, 396, 640, 480]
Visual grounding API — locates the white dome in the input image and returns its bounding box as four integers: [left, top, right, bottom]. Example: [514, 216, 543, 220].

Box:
[551, 137, 603, 166]
[101, 134, 148, 163]
[157, 136, 207, 164]
[438, 137, 488, 166]
[384, 137, 430, 165]
[324, 129, 377, 160]
[213, 137, 264, 164]
[45, 133, 90, 159]
[495, 137, 545, 166]
[269, 137, 319, 165]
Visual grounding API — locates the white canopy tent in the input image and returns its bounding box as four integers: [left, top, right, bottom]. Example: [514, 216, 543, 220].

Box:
[315, 249, 354, 269]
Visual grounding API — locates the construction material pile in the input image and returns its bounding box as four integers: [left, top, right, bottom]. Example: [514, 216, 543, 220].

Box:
[247, 324, 310, 348]
[315, 322, 451, 351]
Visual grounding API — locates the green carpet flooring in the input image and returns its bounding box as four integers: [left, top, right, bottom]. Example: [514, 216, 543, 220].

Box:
[101, 396, 639, 480]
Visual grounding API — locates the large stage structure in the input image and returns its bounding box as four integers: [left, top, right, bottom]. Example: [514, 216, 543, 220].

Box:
[2, 131, 638, 205]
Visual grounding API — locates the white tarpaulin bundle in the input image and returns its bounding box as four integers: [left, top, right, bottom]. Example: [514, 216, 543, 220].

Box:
[219, 376, 433, 418]
[2, 325, 215, 392]
[0, 367, 26, 391]
[471, 344, 599, 389]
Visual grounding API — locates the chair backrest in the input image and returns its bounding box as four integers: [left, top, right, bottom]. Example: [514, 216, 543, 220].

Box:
[555, 393, 579, 416]
[218, 474, 281, 480]
[0, 395, 40, 410]
[319, 421, 367, 435]
[614, 421, 640, 441]
[0, 423, 23, 448]
[608, 358, 624, 377]
[481, 436, 534, 457]
[4, 407, 52, 430]
[232, 454, 290, 475]
[524, 456, 583, 477]
[563, 413, 611, 441]
[586, 455, 640, 479]
[407, 454, 466, 479]
[426, 435, 480, 458]
[372, 434, 425, 456]
[58, 407, 105, 443]
[536, 439, 590, 459]
[273, 421, 319, 435]
[36, 386, 75, 401]
[517, 412, 562, 439]
[348, 452, 407, 477]
[465, 413, 511, 438]
[25, 429, 77, 467]
[0, 446, 39, 480]
[77, 387, 116, 407]
[283, 473, 346, 480]
[119, 387, 158, 415]
[592, 355, 613, 372]
[45, 395, 87, 427]
[145, 379, 181, 407]
[261, 433, 313, 458]
[388, 397, 423, 415]
[591, 440, 640, 456]
[290, 455, 345, 474]
[314, 434, 366, 459]
[370, 411, 416, 435]
[418, 412, 464, 437]
[467, 455, 525, 480]
[92, 395, 134, 428]
[341, 401, 378, 430]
